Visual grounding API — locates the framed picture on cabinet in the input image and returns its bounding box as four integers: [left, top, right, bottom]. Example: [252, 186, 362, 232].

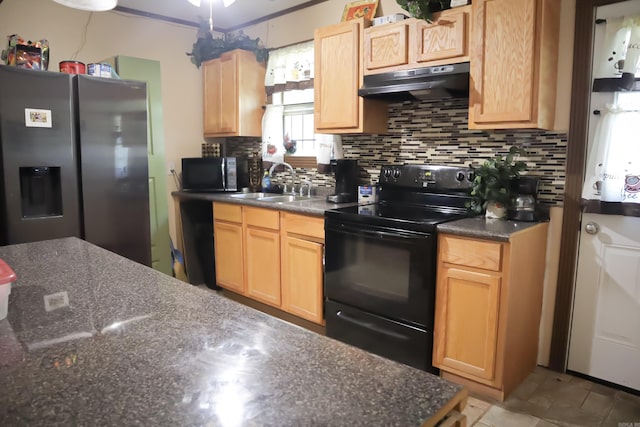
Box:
[341, 0, 379, 22]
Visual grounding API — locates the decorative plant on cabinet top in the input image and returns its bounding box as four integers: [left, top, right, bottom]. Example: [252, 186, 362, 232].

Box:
[187, 22, 268, 68]
[396, 0, 451, 22]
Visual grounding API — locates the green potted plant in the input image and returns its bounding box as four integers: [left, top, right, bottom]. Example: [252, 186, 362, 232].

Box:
[468, 146, 528, 218]
[186, 22, 269, 68]
[395, 0, 451, 22]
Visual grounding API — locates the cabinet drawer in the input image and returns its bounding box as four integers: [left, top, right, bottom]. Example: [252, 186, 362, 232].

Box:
[244, 207, 280, 230]
[440, 235, 502, 272]
[213, 202, 242, 223]
[283, 213, 324, 240]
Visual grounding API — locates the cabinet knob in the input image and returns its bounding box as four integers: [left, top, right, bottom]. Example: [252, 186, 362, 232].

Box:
[584, 222, 599, 235]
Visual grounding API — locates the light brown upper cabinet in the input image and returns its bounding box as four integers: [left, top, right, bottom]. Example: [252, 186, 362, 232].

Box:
[364, 7, 471, 75]
[314, 18, 388, 134]
[468, 0, 560, 130]
[202, 49, 265, 137]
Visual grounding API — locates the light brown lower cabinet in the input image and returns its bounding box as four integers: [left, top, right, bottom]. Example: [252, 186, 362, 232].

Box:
[213, 203, 325, 325]
[433, 224, 548, 401]
[244, 207, 281, 307]
[281, 213, 325, 324]
[212, 204, 244, 294]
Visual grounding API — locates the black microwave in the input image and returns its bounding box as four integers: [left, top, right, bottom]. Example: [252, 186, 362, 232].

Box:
[181, 157, 248, 192]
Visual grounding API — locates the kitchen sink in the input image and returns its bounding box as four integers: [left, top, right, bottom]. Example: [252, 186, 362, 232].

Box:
[229, 192, 272, 199]
[229, 193, 323, 204]
[258, 195, 321, 203]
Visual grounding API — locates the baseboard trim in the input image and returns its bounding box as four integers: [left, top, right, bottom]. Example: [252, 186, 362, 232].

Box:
[221, 290, 326, 336]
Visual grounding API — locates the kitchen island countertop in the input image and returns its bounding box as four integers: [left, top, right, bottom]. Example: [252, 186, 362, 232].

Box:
[0, 238, 465, 426]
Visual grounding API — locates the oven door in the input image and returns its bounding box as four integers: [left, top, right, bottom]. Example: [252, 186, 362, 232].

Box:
[324, 217, 436, 328]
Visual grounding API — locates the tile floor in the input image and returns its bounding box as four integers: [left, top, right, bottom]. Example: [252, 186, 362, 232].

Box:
[462, 367, 640, 427]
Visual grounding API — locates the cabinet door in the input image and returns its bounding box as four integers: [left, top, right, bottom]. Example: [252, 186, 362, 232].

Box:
[470, 0, 536, 124]
[218, 53, 238, 134]
[315, 20, 362, 131]
[434, 265, 501, 383]
[364, 22, 410, 72]
[282, 236, 324, 324]
[213, 220, 244, 293]
[414, 9, 467, 64]
[245, 227, 281, 307]
[315, 19, 388, 134]
[203, 58, 222, 135]
[203, 54, 238, 136]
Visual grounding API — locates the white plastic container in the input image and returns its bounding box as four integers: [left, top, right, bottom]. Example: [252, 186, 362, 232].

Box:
[373, 13, 407, 26]
[0, 258, 17, 320]
[358, 185, 379, 204]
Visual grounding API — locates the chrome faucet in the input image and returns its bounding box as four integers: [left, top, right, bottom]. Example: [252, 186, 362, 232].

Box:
[268, 162, 296, 195]
[300, 178, 312, 197]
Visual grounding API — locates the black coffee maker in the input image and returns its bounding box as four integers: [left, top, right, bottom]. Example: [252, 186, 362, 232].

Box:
[327, 159, 359, 203]
[508, 176, 539, 221]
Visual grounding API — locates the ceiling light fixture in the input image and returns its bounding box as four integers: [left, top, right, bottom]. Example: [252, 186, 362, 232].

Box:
[186, 0, 237, 32]
[52, 0, 117, 11]
[187, 0, 237, 7]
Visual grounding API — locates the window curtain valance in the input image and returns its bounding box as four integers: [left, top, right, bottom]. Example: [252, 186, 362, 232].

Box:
[582, 93, 640, 217]
[595, 14, 640, 79]
[264, 40, 314, 95]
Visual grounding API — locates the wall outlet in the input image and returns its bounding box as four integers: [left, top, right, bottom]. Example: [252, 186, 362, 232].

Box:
[167, 161, 175, 176]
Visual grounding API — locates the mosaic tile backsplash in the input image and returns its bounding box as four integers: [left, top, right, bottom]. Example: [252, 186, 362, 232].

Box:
[227, 98, 568, 205]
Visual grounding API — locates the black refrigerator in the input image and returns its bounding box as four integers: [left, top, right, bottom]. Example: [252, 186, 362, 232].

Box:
[0, 65, 151, 266]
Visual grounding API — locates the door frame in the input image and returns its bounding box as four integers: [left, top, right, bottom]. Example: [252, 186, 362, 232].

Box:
[550, 0, 630, 371]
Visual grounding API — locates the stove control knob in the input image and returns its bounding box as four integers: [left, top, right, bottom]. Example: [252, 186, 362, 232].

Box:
[467, 171, 475, 182]
[455, 171, 465, 182]
[383, 168, 392, 178]
[393, 169, 401, 179]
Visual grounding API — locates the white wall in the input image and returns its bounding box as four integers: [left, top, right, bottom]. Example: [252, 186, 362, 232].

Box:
[240, 0, 406, 48]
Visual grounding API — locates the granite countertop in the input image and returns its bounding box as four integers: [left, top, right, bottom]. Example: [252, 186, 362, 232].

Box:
[0, 238, 465, 426]
[172, 190, 360, 217]
[437, 217, 546, 241]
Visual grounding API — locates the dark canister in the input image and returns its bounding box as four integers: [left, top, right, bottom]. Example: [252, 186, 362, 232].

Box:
[248, 151, 263, 192]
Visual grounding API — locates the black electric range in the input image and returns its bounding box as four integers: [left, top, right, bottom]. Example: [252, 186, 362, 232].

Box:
[323, 164, 476, 373]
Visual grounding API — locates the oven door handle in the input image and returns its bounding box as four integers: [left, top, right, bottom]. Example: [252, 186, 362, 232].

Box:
[336, 310, 411, 341]
[326, 223, 430, 241]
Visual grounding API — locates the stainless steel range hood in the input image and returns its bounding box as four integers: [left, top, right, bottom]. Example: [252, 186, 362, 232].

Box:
[358, 62, 470, 101]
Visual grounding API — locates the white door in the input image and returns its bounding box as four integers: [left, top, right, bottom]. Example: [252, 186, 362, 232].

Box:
[568, 0, 640, 391]
[569, 213, 640, 390]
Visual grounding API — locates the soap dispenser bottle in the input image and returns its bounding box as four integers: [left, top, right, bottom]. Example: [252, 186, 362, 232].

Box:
[262, 171, 271, 192]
